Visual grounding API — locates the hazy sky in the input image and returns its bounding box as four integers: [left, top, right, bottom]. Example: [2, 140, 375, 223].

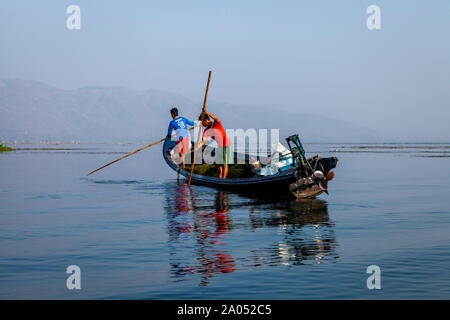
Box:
[1, 0, 449, 141]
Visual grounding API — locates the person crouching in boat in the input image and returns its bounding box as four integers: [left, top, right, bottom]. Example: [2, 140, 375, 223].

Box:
[167, 107, 195, 169]
[195, 107, 233, 179]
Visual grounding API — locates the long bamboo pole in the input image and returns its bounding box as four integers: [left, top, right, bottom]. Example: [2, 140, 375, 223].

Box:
[188, 71, 212, 186]
[86, 126, 198, 176]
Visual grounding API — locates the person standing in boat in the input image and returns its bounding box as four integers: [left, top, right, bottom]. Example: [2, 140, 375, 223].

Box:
[195, 107, 233, 179]
[166, 107, 195, 169]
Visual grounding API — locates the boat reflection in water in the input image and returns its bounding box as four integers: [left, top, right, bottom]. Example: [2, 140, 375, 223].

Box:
[164, 182, 338, 286]
[165, 183, 235, 286]
[247, 199, 338, 267]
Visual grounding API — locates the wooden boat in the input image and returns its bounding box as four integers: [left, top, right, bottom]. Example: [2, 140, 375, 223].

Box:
[162, 135, 338, 199]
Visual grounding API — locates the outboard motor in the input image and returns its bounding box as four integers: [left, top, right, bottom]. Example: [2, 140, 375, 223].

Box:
[286, 134, 337, 198]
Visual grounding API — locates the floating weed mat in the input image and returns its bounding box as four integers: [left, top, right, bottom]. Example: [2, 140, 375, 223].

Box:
[0, 144, 15, 152]
[183, 163, 254, 178]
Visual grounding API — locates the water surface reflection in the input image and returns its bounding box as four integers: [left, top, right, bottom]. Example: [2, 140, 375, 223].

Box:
[164, 182, 338, 285]
[247, 199, 338, 266]
[165, 184, 235, 286]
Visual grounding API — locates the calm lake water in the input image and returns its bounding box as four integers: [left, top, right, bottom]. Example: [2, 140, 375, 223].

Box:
[1, 142, 450, 299]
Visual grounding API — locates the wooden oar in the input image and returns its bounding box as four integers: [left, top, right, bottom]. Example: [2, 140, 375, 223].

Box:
[86, 126, 198, 176]
[188, 71, 212, 186]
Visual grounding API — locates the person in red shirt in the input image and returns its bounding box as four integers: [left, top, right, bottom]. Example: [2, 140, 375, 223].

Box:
[195, 107, 233, 179]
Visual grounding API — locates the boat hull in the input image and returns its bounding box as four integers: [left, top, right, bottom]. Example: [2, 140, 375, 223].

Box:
[162, 139, 336, 199]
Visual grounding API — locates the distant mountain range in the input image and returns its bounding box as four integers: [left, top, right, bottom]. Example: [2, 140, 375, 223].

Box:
[0, 79, 381, 142]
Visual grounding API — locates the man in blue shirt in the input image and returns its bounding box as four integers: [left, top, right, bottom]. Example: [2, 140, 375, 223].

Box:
[167, 107, 195, 169]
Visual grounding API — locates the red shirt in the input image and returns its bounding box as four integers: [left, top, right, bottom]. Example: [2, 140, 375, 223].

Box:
[203, 120, 232, 148]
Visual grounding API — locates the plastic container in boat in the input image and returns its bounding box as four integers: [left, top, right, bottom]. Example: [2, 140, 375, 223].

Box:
[277, 156, 294, 172]
[257, 164, 279, 176]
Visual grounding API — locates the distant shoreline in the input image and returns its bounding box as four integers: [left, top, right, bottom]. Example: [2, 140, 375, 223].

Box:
[1, 141, 450, 145]
[0, 143, 15, 152]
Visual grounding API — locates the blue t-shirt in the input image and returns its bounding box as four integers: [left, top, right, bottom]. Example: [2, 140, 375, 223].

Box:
[167, 116, 195, 140]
